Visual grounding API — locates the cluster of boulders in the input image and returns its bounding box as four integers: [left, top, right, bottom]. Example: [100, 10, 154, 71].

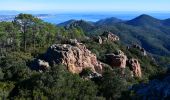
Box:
[95, 31, 119, 44]
[34, 39, 102, 75]
[105, 50, 142, 78]
[32, 33, 143, 78]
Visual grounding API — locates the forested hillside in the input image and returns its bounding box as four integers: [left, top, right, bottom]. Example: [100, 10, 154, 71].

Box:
[0, 14, 169, 99]
[60, 14, 170, 67]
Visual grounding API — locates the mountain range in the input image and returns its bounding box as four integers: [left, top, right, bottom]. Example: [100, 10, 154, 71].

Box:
[58, 14, 170, 60]
[1, 13, 170, 99]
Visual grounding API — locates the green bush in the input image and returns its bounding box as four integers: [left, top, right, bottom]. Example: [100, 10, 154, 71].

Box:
[10, 65, 102, 100]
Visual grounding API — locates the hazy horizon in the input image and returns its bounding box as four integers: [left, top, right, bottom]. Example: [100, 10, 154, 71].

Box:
[0, 0, 170, 12]
[1, 0, 170, 24]
[1, 11, 170, 24]
[1, 10, 170, 15]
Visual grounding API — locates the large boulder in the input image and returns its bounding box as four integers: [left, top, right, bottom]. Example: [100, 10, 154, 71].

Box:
[105, 50, 127, 69]
[127, 58, 142, 78]
[44, 40, 102, 74]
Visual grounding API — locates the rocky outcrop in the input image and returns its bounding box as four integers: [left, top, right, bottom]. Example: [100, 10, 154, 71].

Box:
[31, 37, 143, 78]
[44, 40, 102, 74]
[105, 50, 142, 78]
[106, 32, 120, 42]
[127, 58, 142, 78]
[105, 50, 127, 69]
[101, 31, 119, 42]
[95, 31, 119, 44]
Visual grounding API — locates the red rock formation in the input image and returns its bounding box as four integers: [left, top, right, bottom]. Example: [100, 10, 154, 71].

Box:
[44, 40, 102, 74]
[128, 58, 142, 78]
[105, 50, 127, 69]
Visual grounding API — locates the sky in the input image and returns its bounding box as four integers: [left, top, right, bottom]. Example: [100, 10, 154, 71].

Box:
[0, 0, 170, 12]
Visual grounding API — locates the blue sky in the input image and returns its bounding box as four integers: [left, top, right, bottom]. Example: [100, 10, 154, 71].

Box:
[0, 0, 170, 12]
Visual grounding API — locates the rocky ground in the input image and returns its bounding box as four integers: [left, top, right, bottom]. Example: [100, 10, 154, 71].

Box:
[32, 31, 145, 78]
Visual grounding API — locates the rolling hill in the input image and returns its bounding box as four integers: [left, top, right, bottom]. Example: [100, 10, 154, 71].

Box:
[59, 14, 170, 57]
[95, 17, 123, 26]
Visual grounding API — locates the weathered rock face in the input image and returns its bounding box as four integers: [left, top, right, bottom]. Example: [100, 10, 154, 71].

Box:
[95, 31, 119, 44]
[105, 50, 127, 69]
[127, 58, 142, 78]
[101, 31, 119, 42]
[107, 32, 120, 41]
[44, 40, 102, 74]
[105, 50, 142, 78]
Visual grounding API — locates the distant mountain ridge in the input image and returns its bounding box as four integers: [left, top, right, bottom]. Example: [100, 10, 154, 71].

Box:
[95, 17, 123, 26]
[57, 17, 123, 26]
[58, 19, 77, 26]
[126, 14, 162, 27]
[163, 18, 170, 26]
[1, 13, 170, 57]
[58, 14, 170, 57]
[58, 14, 170, 27]
[60, 20, 95, 32]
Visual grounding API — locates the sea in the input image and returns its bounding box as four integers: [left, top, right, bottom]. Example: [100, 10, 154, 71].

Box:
[1, 11, 170, 24]
[41, 12, 170, 24]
